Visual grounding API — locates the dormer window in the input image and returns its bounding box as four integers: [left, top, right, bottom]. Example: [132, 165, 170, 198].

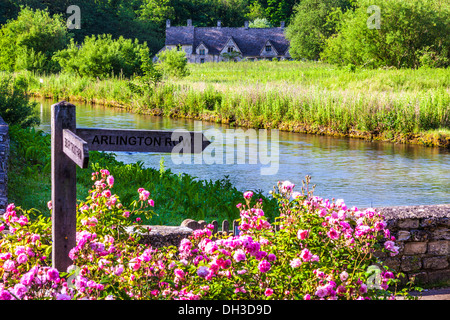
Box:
[199, 49, 205, 55]
[265, 45, 272, 52]
[227, 46, 234, 53]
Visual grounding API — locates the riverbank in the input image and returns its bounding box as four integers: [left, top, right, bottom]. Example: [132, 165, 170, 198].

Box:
[6, 61, 449, 148]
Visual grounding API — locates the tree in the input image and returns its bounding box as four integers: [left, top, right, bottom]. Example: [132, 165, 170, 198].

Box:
[321, 0, 450, 68]
[249, 18, 271, 28]
[0, 6, 71, 73]
[261, 0, 298, 26]
[139, 0, 175, 25]
[285, 0, 353, 60]
[245, 1, 267, 21]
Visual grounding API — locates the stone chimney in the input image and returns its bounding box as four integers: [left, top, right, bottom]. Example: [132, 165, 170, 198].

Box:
[280, 21, 285, 29]
[217, 20, 221, 28]
[166, 19, 171, 28]
[244, 21, 249, 29]
[187, 19, 192, 27]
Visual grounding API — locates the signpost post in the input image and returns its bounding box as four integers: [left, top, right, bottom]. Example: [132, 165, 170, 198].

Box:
[51, 101, 211, 272]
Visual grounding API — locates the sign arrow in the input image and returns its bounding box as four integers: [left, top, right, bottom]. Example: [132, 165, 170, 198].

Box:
[62, 129, 89, 168]
[76, 128, 211, 154]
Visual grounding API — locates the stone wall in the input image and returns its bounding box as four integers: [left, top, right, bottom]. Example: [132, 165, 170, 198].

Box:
[0, 116, 9, 212]
[374, 204, 450, 287]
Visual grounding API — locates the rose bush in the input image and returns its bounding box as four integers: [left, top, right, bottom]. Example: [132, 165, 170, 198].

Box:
[0, 170, 413, 300]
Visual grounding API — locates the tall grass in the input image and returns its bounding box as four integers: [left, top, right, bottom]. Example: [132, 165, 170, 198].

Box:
[4, 60, 449, 147]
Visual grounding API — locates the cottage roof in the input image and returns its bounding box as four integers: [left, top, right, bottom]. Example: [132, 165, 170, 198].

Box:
[165, 26, 289, 57]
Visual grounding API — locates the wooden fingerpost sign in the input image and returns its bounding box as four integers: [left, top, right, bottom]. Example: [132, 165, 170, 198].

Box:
[51, 101, 211, 272]
[51, 101, 80, 272]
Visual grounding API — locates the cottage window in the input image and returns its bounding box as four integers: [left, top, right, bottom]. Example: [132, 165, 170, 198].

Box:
[199, 49, 205, 55]
[227, 46, 234, 53]
[265, 45, 272, 52]
[200, 58, 205, 63]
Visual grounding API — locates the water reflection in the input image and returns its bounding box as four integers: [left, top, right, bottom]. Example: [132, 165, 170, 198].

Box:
[33, 98, 450, 208]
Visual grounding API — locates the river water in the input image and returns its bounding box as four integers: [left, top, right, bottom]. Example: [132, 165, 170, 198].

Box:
[33, 98, 450, 208]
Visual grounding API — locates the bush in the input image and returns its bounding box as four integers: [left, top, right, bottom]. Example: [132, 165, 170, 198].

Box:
[286, 0, 352, 60]
[53, 34, 154, 79]
[0, 7, 70, 73]
[321, 0, 450, 68]
[0, 172, 416, 300]
[156, 48, 190, 79]
[0, 75, 40, 128]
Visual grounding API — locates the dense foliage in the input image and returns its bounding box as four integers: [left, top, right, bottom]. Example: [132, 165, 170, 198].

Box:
[286, 0, 353, 60]
[0, 0, 295, 47]
[287, 0, 450, 68]
[156, 48, 190, 79]
[1, 1, 448, 73]
[53, 35, 154, 79]
[0, 7, 70, 73]
[321, 0, 450, 68]
[0, 75, 40, 128]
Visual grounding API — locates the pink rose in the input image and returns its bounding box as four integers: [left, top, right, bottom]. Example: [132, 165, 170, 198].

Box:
[300, 248, 313, 262]
[243, 191, 253, 199]
[17, 253, 28, 264]
[264, 288, 273, 297]
[258, 260, 271, 273]
[280, 181, 295, 193]
[3, 259, 15, 271]
[297, 229, 309, 240]
[47, 268, 60, 282]
[233, 249, 246, 262]
[290, 258, 302, 268]
[327, 228, 339, 240]
[106, 175, 114, 187]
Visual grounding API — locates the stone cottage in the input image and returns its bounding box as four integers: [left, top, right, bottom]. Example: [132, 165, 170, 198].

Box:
[159, 19, 291, 63]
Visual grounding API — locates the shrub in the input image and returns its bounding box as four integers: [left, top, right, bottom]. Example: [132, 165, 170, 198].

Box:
[53, 34, 154, 79]
[0, 171, 415, 300]
[155, 48, 190, 79]
[0, 7, 70, 73]
[0, 75, 40, 128]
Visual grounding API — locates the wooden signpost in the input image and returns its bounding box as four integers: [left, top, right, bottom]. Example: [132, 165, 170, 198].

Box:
[51, 101, 211, 272]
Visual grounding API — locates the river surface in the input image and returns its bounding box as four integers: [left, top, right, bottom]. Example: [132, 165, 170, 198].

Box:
[33, 98, 450, 208]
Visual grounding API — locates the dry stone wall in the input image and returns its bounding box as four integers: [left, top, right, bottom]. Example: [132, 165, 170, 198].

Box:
[373, 204, 450, 287]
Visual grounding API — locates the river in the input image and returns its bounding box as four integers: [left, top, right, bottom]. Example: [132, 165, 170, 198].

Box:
[33, 98, 450, 208]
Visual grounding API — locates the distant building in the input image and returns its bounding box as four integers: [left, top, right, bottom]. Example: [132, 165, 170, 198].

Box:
[158, 19, 291, 63]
